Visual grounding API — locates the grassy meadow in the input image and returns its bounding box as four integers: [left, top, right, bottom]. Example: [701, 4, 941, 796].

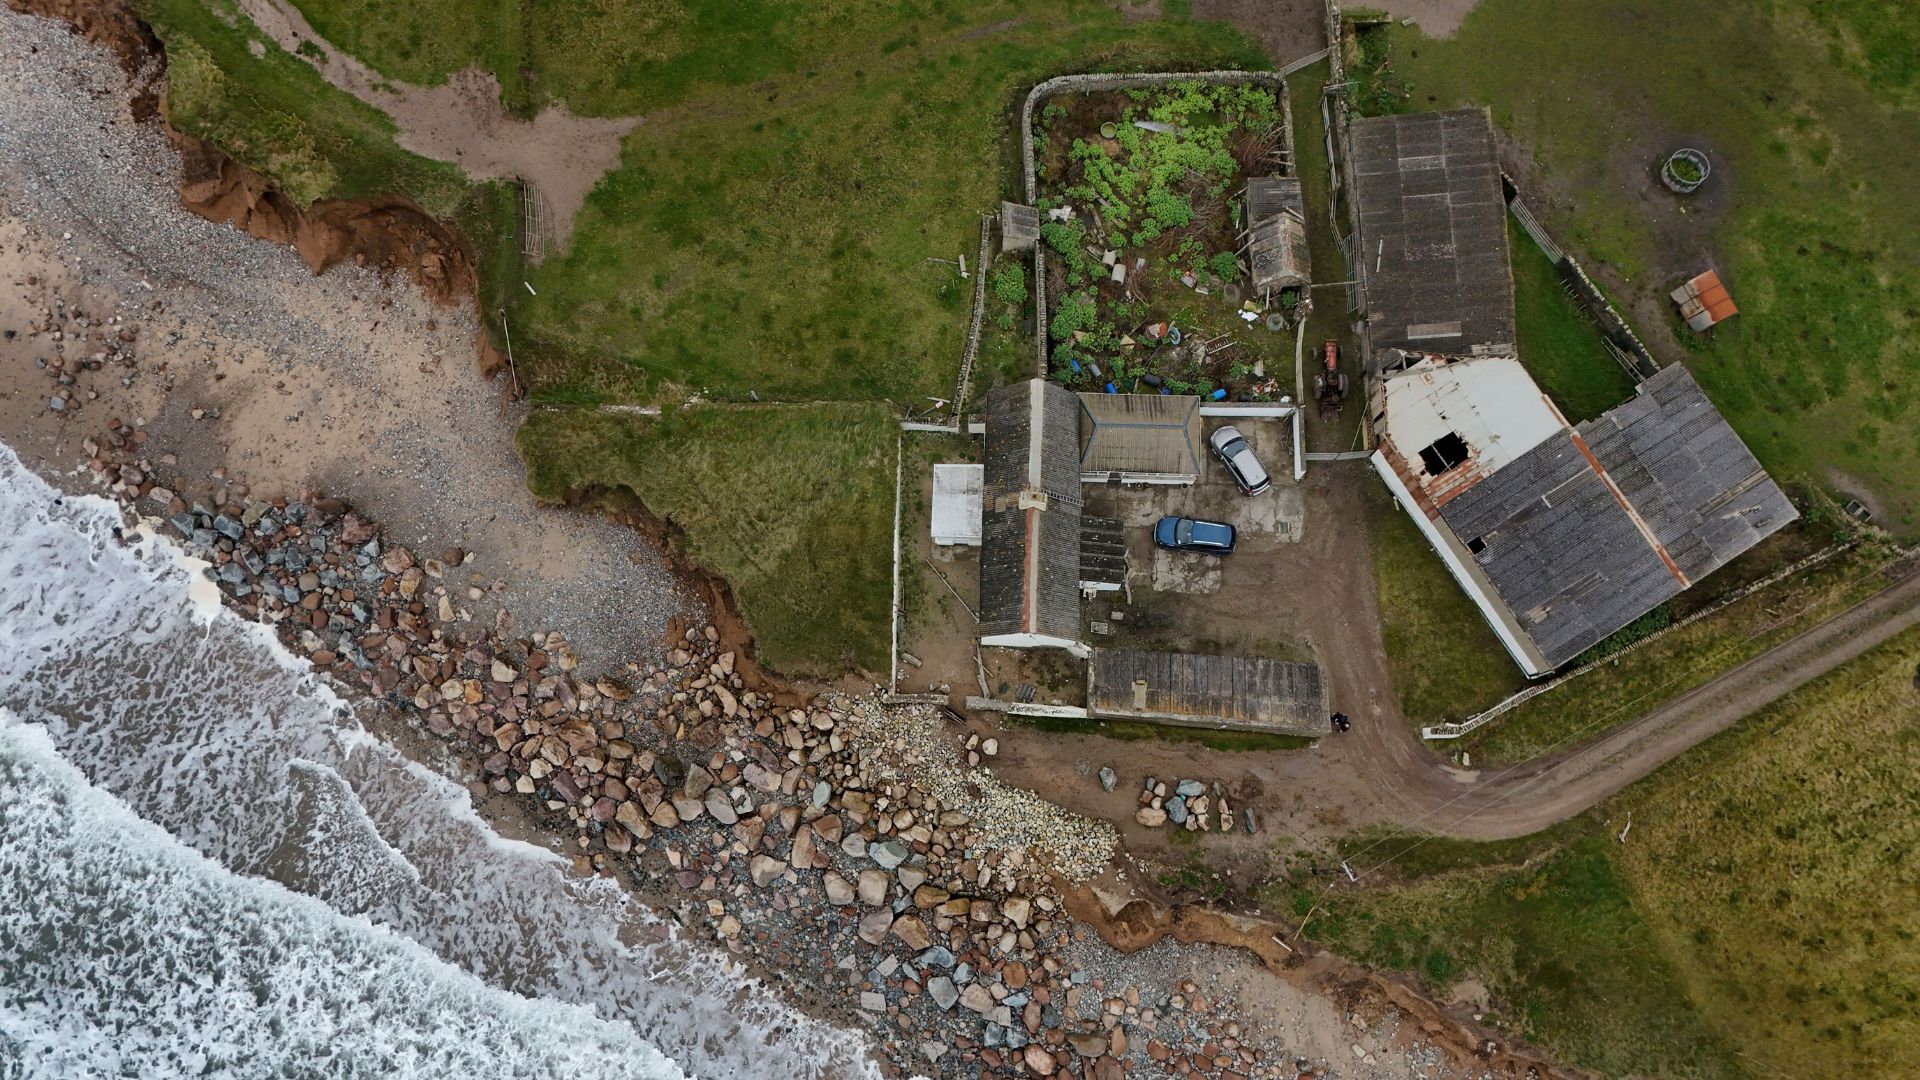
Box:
[515, 404, 896, 674]
[1268, 625, 1920, 1079]
[1356, 0, 1920, 529]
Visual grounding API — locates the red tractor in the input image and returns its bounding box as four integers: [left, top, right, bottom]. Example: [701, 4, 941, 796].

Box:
[1314, 340, 1349, 418]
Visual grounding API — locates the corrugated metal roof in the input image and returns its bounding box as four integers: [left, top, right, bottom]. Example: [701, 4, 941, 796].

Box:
[1416, 363, 1797, 669]
[931, 463, 983, 545]
[1076, 394, 1204, 479]
[1089, 649, 1329, 734]
[1243, 177, 1310, 292]
[1351, 109, 1516, 362]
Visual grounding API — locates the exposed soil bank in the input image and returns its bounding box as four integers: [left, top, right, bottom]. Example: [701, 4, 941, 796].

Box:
[9, 0, 506, 377]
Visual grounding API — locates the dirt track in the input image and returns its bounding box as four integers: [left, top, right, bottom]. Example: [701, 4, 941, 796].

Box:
[992, 465, 1920, 874]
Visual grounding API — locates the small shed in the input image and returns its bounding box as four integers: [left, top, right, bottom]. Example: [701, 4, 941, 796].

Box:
[1670, 269, 1737, 331]
[1001, 201, 1041, 253]
[1089, 649, 1329, 736]
[1241, 177, 1310, 295]
[930, 464, 983, 546]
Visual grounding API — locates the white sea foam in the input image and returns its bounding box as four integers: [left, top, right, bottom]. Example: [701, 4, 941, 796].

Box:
[0, 444, 881, 1079]
[0, 716, 688, 1080]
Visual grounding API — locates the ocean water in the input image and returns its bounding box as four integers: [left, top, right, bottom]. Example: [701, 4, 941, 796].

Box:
[0, 445, 879, 1080]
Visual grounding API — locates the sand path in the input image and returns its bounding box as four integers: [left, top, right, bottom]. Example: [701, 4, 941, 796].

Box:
[235, 0, 638, 249]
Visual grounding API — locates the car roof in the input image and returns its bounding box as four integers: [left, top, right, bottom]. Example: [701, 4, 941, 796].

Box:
[1230, 446, 1269, 484]
[1209, 425, 1244, 448]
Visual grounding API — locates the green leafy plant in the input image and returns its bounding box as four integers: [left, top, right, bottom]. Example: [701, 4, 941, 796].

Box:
[991, 264, 1027, 305]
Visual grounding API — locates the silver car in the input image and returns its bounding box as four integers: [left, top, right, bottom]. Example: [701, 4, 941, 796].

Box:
[1208, 425, 1270, 495]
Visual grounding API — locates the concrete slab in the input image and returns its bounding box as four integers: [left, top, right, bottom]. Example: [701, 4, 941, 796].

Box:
[1151, 547, 1224, 595]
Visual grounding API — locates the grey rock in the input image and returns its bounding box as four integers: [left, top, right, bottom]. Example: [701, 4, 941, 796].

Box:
[1175, 779, 1205, 797]
[1166, 796, 1188, 825]
[1098, 766, 1117, 791]
[211, 516, 244, 541]
[871, 839, 909, 870]
[1241, 807, 1259, 834]
[810, 780, 831, 807]
[917, 945, 956, 969]
[168, 513, 195, 537]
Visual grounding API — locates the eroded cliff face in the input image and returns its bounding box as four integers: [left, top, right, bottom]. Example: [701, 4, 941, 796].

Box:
[8, 0, 505, 379]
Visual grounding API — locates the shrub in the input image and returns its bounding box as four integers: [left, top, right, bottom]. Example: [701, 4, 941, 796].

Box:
[1209, 251, 1241, 282]
[991, 264, 1027, 305]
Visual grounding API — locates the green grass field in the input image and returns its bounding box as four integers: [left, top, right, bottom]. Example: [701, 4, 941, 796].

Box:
[515, 404, 896, 674]
[1507, 220, 1636, 423]
[1367, 483, 1526, 729]
[1269, 625, 1920, 1079]
[513, 16, 1268, 406]
[1360, 0, 1920, 529]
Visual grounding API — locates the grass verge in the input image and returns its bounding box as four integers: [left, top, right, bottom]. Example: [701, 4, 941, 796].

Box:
[1457, 532, 1896, 763]
[1367, 482, 1526, 729]
[1274, 622, 1920, 1078]
[514, 403, 897, 675]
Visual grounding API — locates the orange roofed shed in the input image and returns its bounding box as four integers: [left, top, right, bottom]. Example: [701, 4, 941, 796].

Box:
[1671, 269, 1738, 331]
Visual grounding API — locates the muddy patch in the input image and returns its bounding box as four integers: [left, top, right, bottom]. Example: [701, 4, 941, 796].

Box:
[236, 0, 640, 250]
[1191, 0, 1327, 67]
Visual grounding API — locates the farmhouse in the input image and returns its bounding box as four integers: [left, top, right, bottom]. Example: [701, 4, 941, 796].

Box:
[1356, 109, 1797, 675]
[977, 381, 1214, 653]
[978, 379, 1087, 655]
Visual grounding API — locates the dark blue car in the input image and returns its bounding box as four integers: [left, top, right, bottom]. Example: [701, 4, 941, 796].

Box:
[1153, 515, 1236, 555]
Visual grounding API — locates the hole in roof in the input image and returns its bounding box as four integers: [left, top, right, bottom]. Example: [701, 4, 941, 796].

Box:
[1418, 433, 1470, 477]
[1466, 536, 1487, 555]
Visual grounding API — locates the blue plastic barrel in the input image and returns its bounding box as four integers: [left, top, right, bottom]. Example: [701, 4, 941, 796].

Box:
[1105, 383, 1118, 394]
[1209, 388, 1228, 401]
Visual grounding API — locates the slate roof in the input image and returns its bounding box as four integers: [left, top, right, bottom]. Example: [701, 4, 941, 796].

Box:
[1430, 364, 1796, 669]
[979, 380, 1085, 643]
[1076, 394, 1204, 480]
[1351, 109, 1514, 361]
[1089, 649, 1329, 735]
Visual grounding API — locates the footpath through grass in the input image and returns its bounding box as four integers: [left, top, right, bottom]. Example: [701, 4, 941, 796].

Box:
[515, 404, 897, 675]
[1359, 0, 1920, 529]
[1266, 625, 1920, 1079]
